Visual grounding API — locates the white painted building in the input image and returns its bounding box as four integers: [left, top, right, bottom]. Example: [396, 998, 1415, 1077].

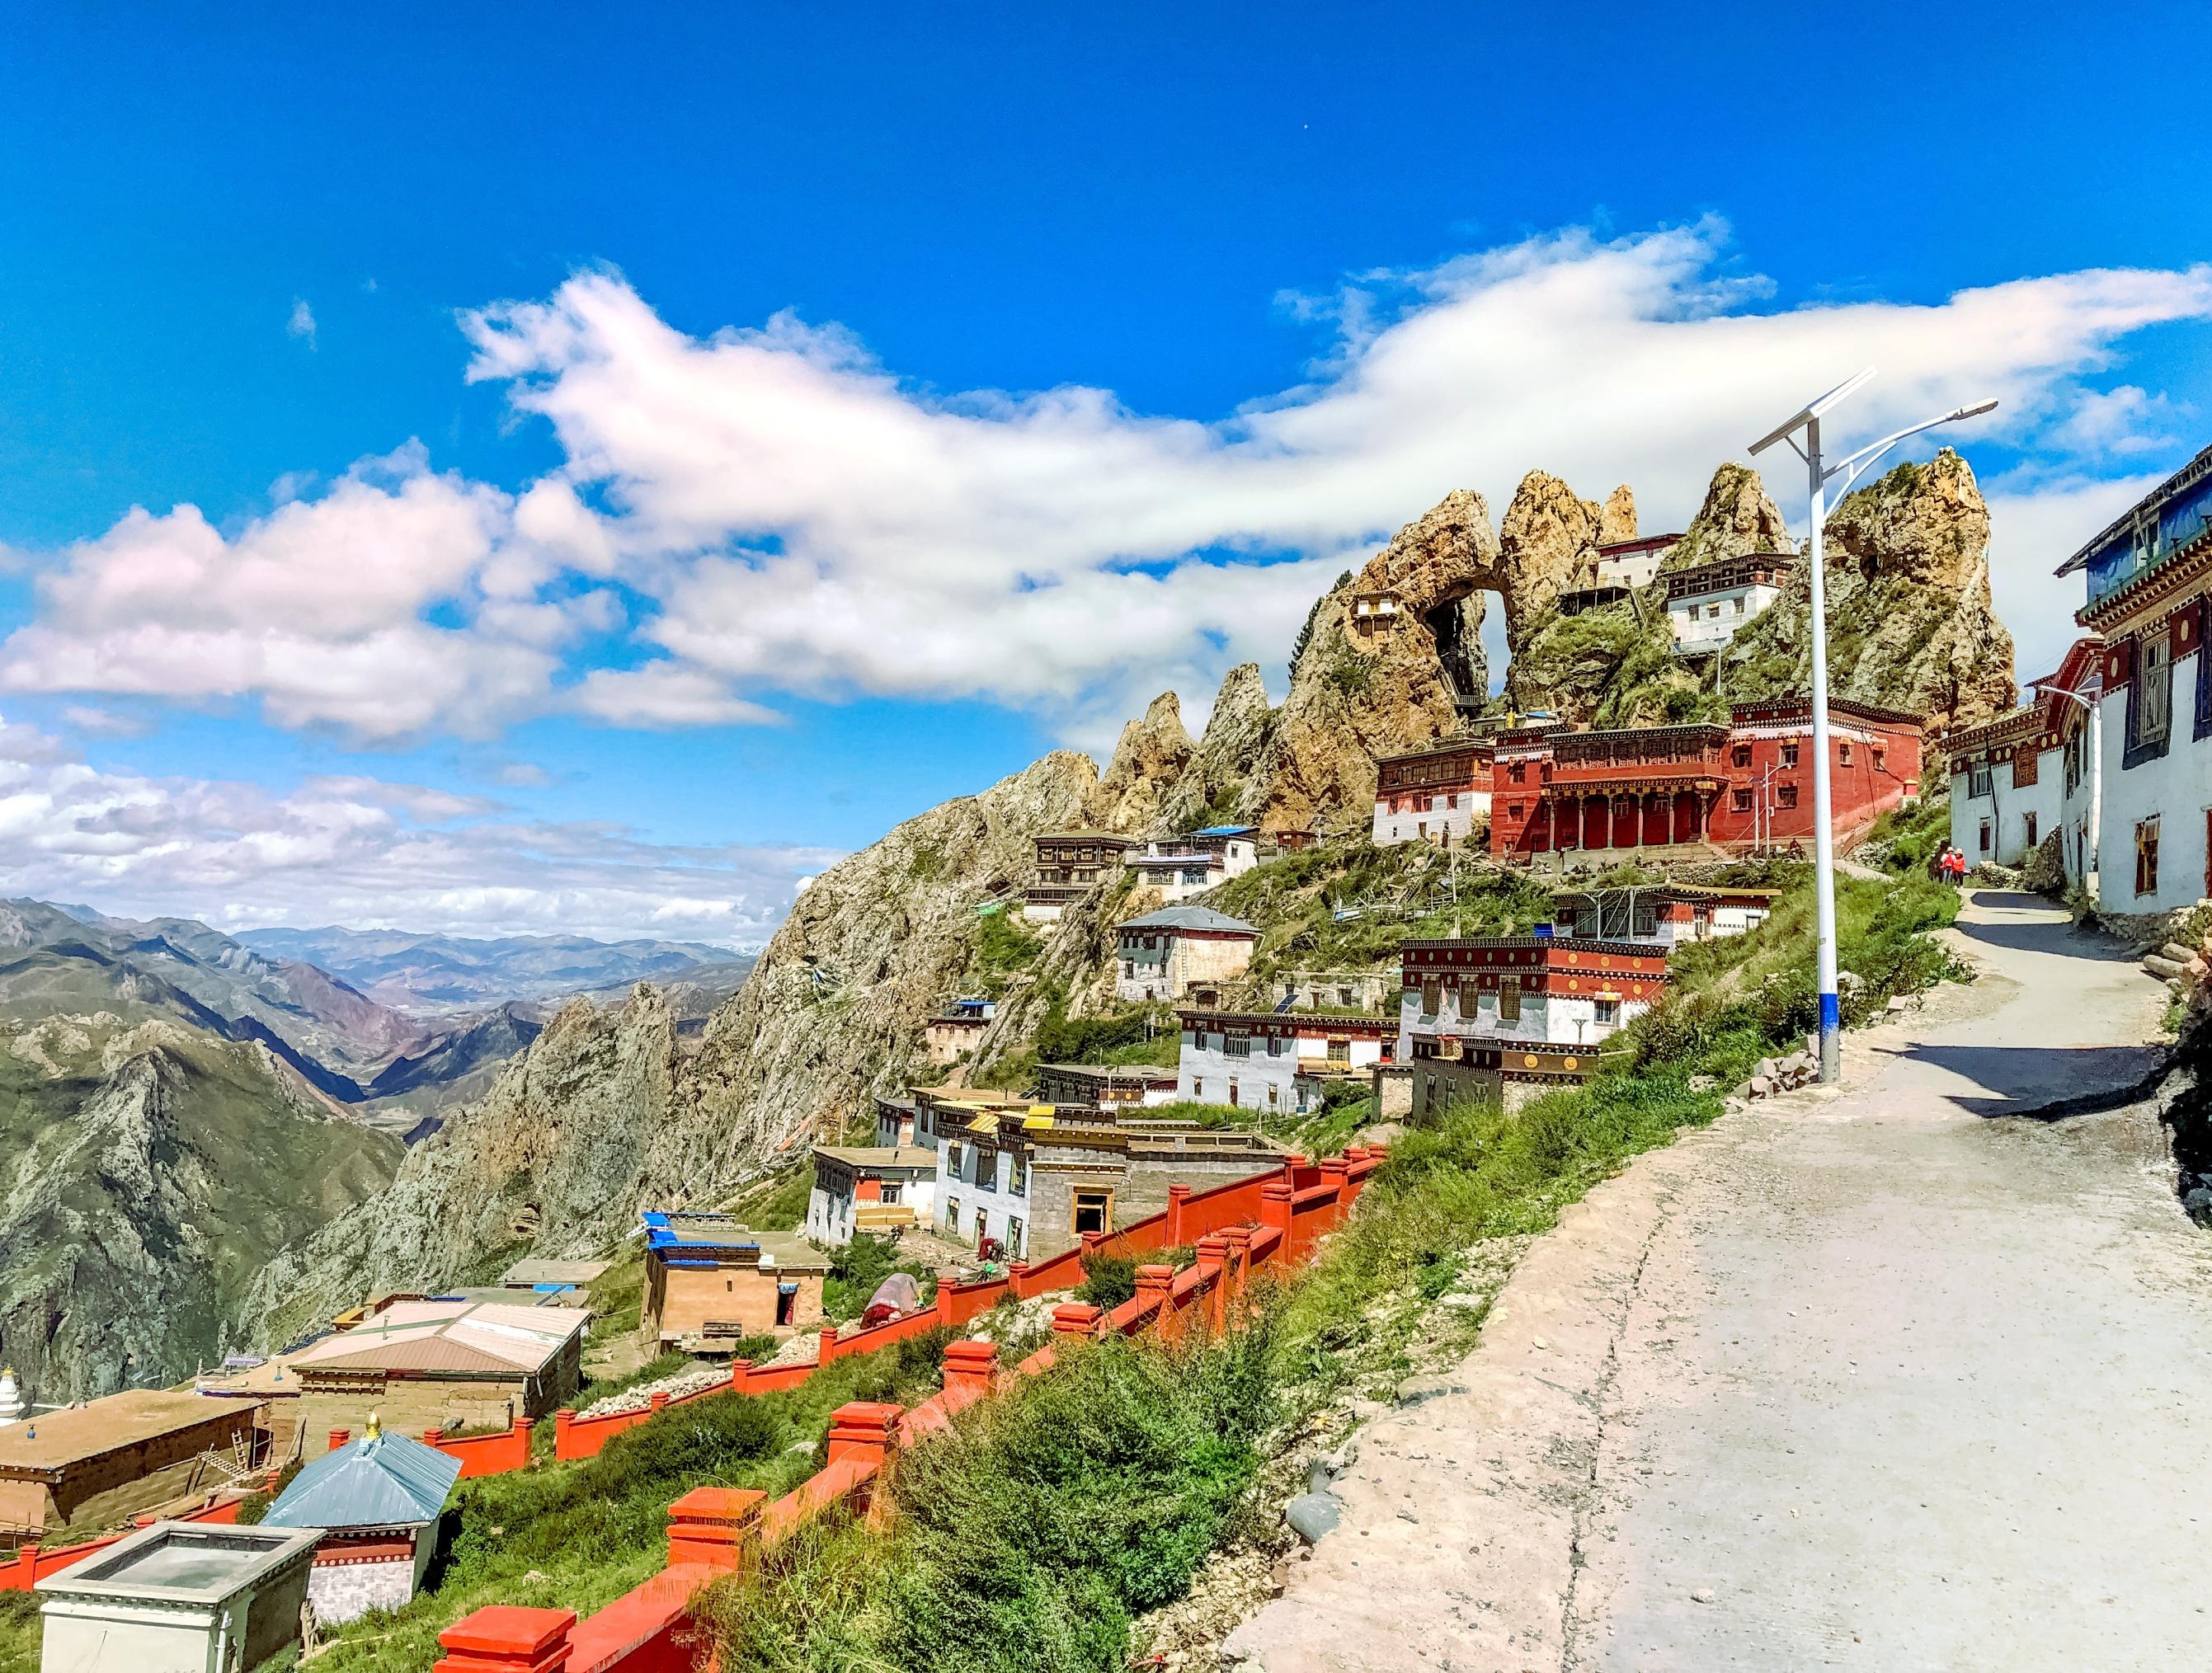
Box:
[1124, 827, 1261, 903]
[805, 1146, 938, 1247]
[1592, 532, 1682, 591]
[2060, 444, 2212, 920]
[1372, 739, 1493, 848]
[1946, 706, 2060, 869]
[1551, 885, 1779, 947]
[1664, 553, 1792, 654]
[1174, 1009, 1394, 1116]
[1115, 905, 1259, 1003]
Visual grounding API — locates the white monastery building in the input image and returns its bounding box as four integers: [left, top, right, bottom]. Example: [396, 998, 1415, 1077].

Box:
[1114, 905, 1259, 1003]
[1665, 552, 1793, 654]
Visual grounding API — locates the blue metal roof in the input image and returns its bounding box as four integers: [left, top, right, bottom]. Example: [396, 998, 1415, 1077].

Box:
[1195, 825, 1258, 836]
[640, 1211, 760, 1253]
[264, 1430, 460, 1532]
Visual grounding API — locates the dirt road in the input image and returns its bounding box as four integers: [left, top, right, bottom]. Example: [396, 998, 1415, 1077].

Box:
[1226, 892, 2203, 1672]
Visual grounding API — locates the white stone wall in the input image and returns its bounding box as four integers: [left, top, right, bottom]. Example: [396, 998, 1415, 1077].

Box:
[308, 1556, 418, 1628]
[1371, 787, 1489, 848]
[2097, 651, 2210, 914]
[1667, 580, 1781, 652]
[933, 1140, 1034, 1257]
[1114, 932, 1254, 1003]
[1178, 1032, 1302, 1112]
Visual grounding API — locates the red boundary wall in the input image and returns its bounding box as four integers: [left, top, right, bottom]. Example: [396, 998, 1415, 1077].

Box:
[426, 1145, 1386, 1673]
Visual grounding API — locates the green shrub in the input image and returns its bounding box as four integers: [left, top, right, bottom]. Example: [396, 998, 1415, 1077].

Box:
[822, 1233, 937, 1323]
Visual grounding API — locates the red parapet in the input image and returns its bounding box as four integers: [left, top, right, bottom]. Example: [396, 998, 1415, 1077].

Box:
[564, 1567, 707, 1673]
[665, 1487, 765, 1572]
[1051, 1301, 1104, 1338]
[435, 1606, 577, 1673]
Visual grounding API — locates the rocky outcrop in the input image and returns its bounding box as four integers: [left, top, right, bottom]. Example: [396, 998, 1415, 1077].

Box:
[1598, 484, 1638, 547]
[1725, 449, 2017, 733]
[238, 750, 1101, 1344]
[1246, 491, 1499, 833]
[1659, 463, 1794, 575]
[1494, 472, 1605, 646]
[1092, 692, 1197, 834]
[1155, 663, 1277, 835]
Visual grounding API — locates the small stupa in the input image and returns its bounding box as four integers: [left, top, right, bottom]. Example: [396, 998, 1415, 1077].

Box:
[0, 1366, 24, 1427]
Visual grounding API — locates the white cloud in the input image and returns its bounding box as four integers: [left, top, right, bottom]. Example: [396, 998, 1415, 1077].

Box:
[0, 718, 830, 944]
[60, 704, 152, 738]
[1982, 468, 2170, 681]
[7, 225, 2210, 747]
[287, 298, 318, 348]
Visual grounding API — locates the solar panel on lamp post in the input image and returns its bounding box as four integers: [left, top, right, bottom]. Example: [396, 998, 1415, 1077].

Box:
[1748, 372, 1998, 1084]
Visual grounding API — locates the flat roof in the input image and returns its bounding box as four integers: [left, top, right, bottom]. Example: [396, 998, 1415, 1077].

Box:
[1401, 935, 1670, 961]
[1035, 829, 1136, 843]
[1034, 1063, 1178, 1082]
[641, 1216, 831, 1272]
[37, 1521, 321, 1605]
[813, 1145, 937, 1171]
[0, 1390, 252, 1475]
[289, 1298, 589, 1378]
[499, 1259, 611, 1287]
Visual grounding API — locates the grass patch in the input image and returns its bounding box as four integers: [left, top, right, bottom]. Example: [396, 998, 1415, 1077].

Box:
[0, 1589, 40, 1673]
[313, 1329, 953, 1673]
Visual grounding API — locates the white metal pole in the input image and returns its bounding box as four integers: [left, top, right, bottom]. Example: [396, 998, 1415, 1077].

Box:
[2086, 691, 2102, 900]
[1805, 416, 1843, 1083]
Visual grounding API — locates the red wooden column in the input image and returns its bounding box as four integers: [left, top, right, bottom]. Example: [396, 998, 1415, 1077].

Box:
[435, 1608, 576, 1673]
[666, 1487, 767, 1571]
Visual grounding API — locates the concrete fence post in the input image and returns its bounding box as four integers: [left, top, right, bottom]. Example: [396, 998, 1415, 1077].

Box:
[666, 1486, 767, 1572]
[1134, 1264, 1174, 1323]
[1221, 1225, 1254, 1305]
[434, 1606, 576, 1673]
[935, 1271, 959, 1326]
[553, 1410, 574, 1455]
[818, 1327, 840, 1367]
[1006, 1261, 1032, 1299]
[728, 1358, 753, 1394]
[942, 1339, 1000, 1403]
[1051, 1301, 1104, 1338]
[1259, 1181, 1293, 1242]
[1080, 1229, 1105, 1264]
[648, 1391, 671, 1416]
[327, 1427, 351, 1452]
[1282, 1153, 1309, 1185]
[1194, 1235, 1229, 1334]
[1165, 1182, 1191, 1245]
[1317, 1158, 1352, 1227]
[423, 1427, 445, 1447]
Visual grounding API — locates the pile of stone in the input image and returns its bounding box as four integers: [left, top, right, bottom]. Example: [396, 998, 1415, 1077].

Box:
[1738, 1049, 1819, 1101]
[2144, 905, 2212, 1020]
[576, 1360, 728, 1420]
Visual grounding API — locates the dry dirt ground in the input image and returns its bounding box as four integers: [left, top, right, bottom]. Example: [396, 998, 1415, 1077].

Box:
[1225, 891, 2202, 1672]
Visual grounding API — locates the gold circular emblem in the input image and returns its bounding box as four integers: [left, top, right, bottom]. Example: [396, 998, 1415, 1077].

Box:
[1523, 1053, 1539, 1069]
[1564, 1056, 1579, 1070]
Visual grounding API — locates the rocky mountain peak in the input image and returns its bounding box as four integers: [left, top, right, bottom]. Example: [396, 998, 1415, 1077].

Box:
[1725, 447, 2016, 732]
[1497, 471, 1605, 643]
[1599, 483, 1638, 545]
[1092, 691, 1198, 834]
[1662, 462, 1795, 573]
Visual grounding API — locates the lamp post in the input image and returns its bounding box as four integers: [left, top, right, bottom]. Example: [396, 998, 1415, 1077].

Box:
[1749, 371, 1998, 1083]
[2031, 677, 2101, 898]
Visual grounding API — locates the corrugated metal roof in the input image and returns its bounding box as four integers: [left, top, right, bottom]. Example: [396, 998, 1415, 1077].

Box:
[1119, 905, 1259, 934]
[264, 1430, 460, 1531]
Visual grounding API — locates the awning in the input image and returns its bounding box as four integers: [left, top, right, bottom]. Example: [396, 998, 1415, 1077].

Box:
[965, 1114, 998, 1134]
[1023, 1114, 1055, 1130]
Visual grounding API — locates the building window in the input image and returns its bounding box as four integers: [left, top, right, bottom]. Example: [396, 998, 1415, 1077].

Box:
[2198, 609, 2212, 738]
[1225, 1034, 1250, 1058]
[1776, 785, 1799, 809]
[974, 1149, 997, 1191]
[2129, 631, 2172, 763]
[1191, 1077, 1203, 1100]
[1072, 1189, 1112, 1237]
[1873, 747, 1889, 773]
[1499, 985, 1523, 1023]
[947, 1143, 964, 1180]
[1732, 744, 1753, 768]
[1006, 1215, 1024, 1257]
[944, 1197, 961, 1233]
[1979, 818, 1993, 856]
[1509, 759, 1527, 783]
[974, 1206, 990, 1243]
[1594, 999, 1619, 1026]
[1707, 604, 1721, 620]
[1420, 977, 1443, 1016]
[2023, 812, 2038, 848]
[1228, 1079, 1240, 1106]
[2135, 817, 2160, 898]
[1733, 595, 1746, 614]
[1010, 1153, 1026, 1194]
[1781, 742, 1799, 768]
[1968, 762, 1992, 798]
[1838, 741, 1855, 767]
[1731, 787, 1753, 812]
[1327, 1037, 1350, 1064]
[879, 1182, 902, 1205]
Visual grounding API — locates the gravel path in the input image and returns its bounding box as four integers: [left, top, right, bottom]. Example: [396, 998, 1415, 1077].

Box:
[1227, 891, 2200, 1672]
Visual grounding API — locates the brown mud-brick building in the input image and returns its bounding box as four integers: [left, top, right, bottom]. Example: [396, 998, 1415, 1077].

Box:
[0, 1389, 266, 1546]
[640, 1215, 833, 1348]
[1032, 1062, 1179, 1111]
[1023, 830, 1136, 923]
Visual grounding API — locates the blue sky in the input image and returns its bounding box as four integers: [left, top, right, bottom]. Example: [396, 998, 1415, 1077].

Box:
[2, 2, 2208, 942]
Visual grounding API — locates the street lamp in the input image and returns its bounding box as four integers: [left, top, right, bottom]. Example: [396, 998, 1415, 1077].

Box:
[2030, 676, 2101, 897]
[1749, 370, 1998, 1083]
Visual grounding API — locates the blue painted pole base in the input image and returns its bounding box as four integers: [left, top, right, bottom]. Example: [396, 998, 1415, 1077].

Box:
[1818, 990, 1842, 1083]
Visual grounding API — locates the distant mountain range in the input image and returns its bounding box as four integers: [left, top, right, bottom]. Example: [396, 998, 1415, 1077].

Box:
[234, 924, 756, 1011]
[0, 900, 751, 1403]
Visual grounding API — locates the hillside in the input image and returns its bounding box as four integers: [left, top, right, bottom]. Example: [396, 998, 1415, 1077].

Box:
[231, 458, 2026, 1343]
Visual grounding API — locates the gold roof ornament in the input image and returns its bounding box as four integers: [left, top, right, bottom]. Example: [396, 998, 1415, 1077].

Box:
[364, 1411, 381, 1440]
